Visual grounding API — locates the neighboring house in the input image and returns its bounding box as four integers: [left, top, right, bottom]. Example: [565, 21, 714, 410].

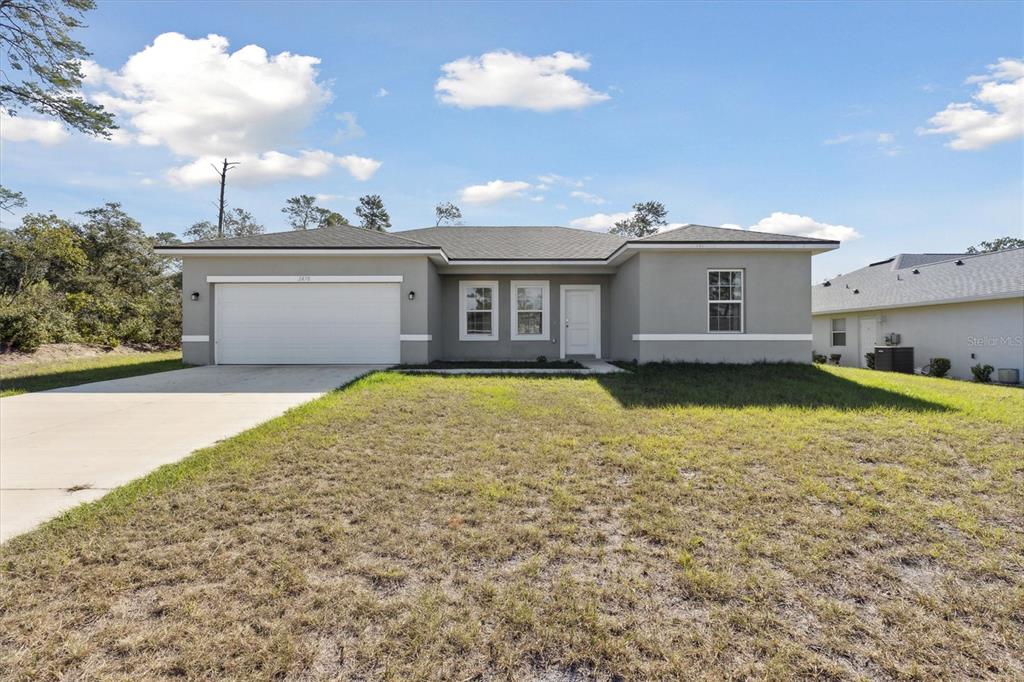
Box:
[812, 249, 1024, 381]
[155, 224, 838, 365]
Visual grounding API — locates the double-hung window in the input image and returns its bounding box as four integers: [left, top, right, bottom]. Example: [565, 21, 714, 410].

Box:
[510, 281, 549, 340]
[708, 269, 744, 332]
[459, 281, 498, 341]
[831, 318, 846, 346]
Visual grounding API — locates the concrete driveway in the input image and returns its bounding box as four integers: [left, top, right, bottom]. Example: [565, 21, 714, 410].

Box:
[0, 365, 383, 543]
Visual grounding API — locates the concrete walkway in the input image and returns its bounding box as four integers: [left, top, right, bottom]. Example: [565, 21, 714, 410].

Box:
[0, 365, 382, 543]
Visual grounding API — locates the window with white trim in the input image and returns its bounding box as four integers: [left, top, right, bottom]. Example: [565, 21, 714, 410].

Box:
[708, 270, 743, 332]
[831, 318, 846, 346]
[459, 281, 498, 341]
[510, 281, 549, 340]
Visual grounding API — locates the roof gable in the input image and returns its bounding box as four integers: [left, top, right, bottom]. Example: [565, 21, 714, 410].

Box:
[164, 224, 436, 250]
[397, 226, 625, 260]
[640, 224, 838, 244]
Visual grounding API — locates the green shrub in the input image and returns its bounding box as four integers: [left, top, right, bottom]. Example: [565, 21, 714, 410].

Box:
[864, 352, 875, 369]
[812, 353, 827, 364]
[0, 308, 46, 352]
[971, 364, 994, 383]
[928, 357, 951, 378]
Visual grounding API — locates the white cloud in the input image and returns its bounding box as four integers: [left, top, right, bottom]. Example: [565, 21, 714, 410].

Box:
[823, 130, 901, 156]
[555, 204, 568, 210]
[459, 179, 531, 204]
[748, 212, 861, 242]
[569, 211, 632, 231]
[333, 112, 364, 141]
[84, 33, 329, 157]
[0, 112, 68, 145]
[375, 87, 389, 98]
[570, 190, 606, 205]
[81, 32, 382, 184]
[436, 51, 610, 111]
[537, 173, 584, 188]
[917, 58, 1024, 150]
[166, 151, 380, 186]
[336, 154, 381, 181]
[529, 195, 545, 202]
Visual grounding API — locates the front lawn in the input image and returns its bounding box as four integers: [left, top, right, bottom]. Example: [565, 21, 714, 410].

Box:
[1, 365, 1021, 679]
[0, 350, 185, 397]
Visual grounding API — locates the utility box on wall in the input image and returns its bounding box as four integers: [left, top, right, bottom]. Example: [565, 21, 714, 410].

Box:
[875, 346, 914, 373]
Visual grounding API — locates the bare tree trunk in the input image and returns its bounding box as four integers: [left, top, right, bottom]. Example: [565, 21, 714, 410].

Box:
[211, 158, 239, 238]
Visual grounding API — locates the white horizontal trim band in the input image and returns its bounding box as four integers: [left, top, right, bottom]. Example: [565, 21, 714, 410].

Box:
[207, 275, 403, 283]
[399, 334, 432, 342]
[633, 333, 812, 341]
[182, 335, 209, 343]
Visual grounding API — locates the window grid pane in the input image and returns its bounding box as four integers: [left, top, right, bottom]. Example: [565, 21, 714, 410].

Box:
[466, 311, 492, 334]
[708, 271, 743, 332]
[517, 311, 542, 335]
[516, 287, 543, 311]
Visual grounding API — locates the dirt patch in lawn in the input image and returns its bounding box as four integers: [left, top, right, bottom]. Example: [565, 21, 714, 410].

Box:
[0, 343, 172, 367]
[0, 365, 1021, 680]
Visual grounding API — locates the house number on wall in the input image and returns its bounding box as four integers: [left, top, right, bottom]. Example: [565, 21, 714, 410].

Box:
[296, 275, 311, 282]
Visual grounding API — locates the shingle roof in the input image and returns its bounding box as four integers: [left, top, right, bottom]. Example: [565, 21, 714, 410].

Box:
[397, 226, 625, 260]
[640, 224, 838, 244]
[159, 223, 834, 259]
[812, 248, 1024, 313]
[162, 224, 437, 249]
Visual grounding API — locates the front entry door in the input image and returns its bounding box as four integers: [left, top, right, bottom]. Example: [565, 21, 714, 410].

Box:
[563, 286, 599, 357]
[859, 317, 877, 367]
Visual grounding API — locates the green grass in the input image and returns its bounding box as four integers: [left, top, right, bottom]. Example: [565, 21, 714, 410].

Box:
[0, 350, 185, 397]
[1, 364, 1021, 680]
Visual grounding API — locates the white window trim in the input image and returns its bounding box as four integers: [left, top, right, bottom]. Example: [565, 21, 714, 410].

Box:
[510, 280, 550, 341]
[459, 280, 499, 341]
[831, 318, 847, 347]
[707, 269, 744, 333]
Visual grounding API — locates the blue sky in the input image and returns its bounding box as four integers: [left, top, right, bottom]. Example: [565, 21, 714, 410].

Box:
[2, 1, 1022, 278]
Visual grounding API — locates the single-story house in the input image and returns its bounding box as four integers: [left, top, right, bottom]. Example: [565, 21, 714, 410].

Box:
[155, 224, 838, 365]
[812, 248, 1024, 381]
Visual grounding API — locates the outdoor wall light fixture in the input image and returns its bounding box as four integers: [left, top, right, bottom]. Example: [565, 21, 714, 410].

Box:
[408, 291, 416, 300]
[190, 291, 200, 301]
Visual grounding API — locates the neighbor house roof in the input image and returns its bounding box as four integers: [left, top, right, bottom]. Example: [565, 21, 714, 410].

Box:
[157, 223, 837, 260]
[812, 248, 1024, 314]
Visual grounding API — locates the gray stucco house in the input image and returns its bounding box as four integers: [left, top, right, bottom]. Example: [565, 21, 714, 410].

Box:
[812, 248, 1024, 381]
[155, 224, 838, 365]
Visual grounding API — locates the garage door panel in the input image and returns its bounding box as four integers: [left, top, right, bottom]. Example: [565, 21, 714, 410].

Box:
[215, 283, 400, 364]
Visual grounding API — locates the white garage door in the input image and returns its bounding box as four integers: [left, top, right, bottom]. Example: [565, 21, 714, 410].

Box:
[215, 283, 401, 364]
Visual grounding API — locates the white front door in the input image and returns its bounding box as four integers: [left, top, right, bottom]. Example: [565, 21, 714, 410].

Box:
[859, 317, 877, 367]
[562, 285, 600, 357]
[215, 283, 401, 364]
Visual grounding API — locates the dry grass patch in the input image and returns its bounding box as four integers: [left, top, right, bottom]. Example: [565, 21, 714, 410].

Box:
[0, 364, 1022, 680]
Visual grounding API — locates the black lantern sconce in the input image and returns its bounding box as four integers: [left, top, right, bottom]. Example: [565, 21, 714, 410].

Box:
[190, 291, 200, 301]
[408, 291, 416, 301]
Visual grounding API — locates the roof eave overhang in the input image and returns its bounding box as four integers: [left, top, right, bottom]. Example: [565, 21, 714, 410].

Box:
[155, 241, 839, 265]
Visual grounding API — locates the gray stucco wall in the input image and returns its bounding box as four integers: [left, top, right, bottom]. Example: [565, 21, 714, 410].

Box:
[426, 260, 443, 362]
[179, 255, 431, 365]
[615, 251, 813, 363]
[813, 297, 1024, 381]
[608, 255, 639, 360]
[438, 274, 612, 360]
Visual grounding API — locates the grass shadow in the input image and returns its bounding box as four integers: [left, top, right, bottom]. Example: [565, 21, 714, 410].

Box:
[0, 357, 187, 396]
[595, 362, 951, 412]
